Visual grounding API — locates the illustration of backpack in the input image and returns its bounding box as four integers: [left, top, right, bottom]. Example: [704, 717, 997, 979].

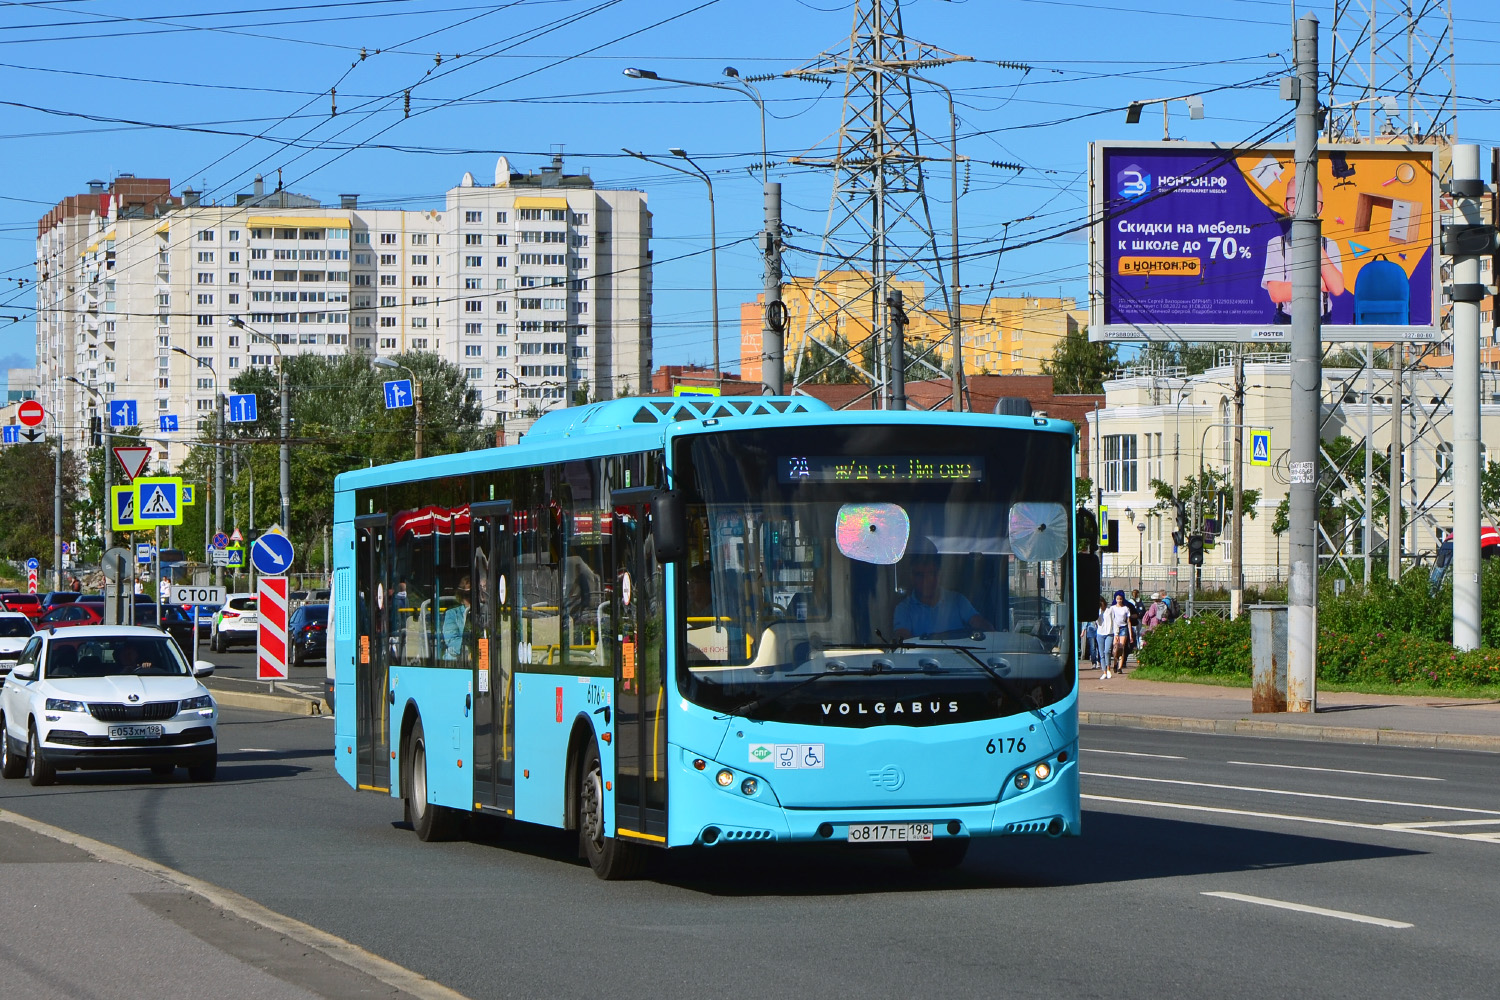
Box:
[1353, 254, 1409, 325]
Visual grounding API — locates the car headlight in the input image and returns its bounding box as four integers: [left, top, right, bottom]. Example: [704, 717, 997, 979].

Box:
[180, 695, 214, 711]
[45, 698, 87, 713]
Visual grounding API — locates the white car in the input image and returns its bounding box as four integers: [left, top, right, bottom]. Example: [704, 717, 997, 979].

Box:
[0, 612, 34, 676]
[210, 593, 259, 652]
[0, 625, 218, 786]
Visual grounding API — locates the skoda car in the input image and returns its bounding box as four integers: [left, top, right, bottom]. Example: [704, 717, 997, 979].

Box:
[0, 625, 218, 785]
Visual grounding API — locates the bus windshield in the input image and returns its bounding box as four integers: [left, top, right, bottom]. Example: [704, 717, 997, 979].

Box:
[674, 424, 1076, 727]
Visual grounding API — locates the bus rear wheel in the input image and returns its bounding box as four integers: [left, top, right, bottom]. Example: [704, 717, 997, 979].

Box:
[406, 718, 460, 842]
[578, 738, 646, 880]
[908, 838, 969, 870]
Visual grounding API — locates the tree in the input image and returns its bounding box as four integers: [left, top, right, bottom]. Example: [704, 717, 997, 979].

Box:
[795, 334, 863, 385]
[1148, 469, 1262, 528]
[1043, 326, 1117, 394]
[0, 442, 82, 571]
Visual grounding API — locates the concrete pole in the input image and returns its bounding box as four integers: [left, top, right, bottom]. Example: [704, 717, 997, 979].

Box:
[761, 182, 784, 394]
[1364, 343, 1374, 585]
[1450, 143, 1483, 651]
[54, 430, 64, 591]
[887, 290, 907, 411]
[103, 428, 113, 554]
[413, 376, 425, 460]
[214, 392, 225, 587]
[1231, 348, 1245, 617]
[1286, 13, 1321, 712]
[1388, 343, 1402, 580]
[280, 365, 291, 534]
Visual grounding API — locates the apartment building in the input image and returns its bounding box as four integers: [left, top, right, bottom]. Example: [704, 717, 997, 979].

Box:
[34, 156, 651, 465]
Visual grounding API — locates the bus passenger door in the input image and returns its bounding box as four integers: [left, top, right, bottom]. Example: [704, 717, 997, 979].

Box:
[354, 515, 391, 791]
[611, 491, 667, 843]
[471, 501, 515, 810]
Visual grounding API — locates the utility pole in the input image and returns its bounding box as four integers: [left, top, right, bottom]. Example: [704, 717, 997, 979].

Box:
[1286, 13, 1321, 713]
[1231, 348, 1245, 618]
[413, 377, 425, 460]
[1364, 343, 1374, 585]
[887, 289, 908, 411]
[1389, 343, 1402, 580]
[1448, 144, 1485, 650]
[762, 182, 784, 394]
[53, 429, 63, 591]
[280, 363, 291, 534]
[214, 392, 225, 588]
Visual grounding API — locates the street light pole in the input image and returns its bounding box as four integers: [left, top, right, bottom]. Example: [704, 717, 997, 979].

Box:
[172, 347, 224, 586]
[624, 148, 720, 384]
[371, 357, 424, 458]
[65, 376, 110, 553]
[230, 319, 292, 534]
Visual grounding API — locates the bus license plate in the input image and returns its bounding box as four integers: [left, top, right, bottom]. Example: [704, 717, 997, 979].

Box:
[847, 823, 933, 843]
[108, 725, 163, 741]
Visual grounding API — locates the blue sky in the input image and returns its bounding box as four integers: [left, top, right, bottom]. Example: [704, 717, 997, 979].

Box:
[2, 0, 1496, 378]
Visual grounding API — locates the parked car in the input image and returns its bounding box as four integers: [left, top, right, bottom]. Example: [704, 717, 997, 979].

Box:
[131, 605, 197, 658]
[0, 613, 35, 676]
[210, 594, 259, 652]
[37, 604, 103, 630]
[307, 588, 331, 603]
[40, 592, 82, 615]
[288, 603, 328, 666]
[181, 604, 221, 638]
[0, 625, 217, 784]
[1, 594, 44, 621]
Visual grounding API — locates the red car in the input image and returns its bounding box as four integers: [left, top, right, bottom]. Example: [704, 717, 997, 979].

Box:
[1, 593, 43, 621]
[36, 603, 103, 629]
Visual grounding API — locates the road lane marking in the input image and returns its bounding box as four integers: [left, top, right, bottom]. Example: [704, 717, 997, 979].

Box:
[1201, 891, 1412, 929]
[1227, 760, 1443, 782]
[1083, 793, 1497, 845]
[1083, 770, 1500, 816]
[1383, 819, 1500, 829]
[235, 748, 275, 753]
[1088, 749, 1187, 760]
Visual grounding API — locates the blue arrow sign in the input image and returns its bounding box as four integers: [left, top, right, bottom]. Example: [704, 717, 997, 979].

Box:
[383, 379, 413, 410]
[251, 531, 296, 575]
[227, 393, 258, 423]
[212, 532, 229, 550]
[159, 414, 179, 432]
[2, 426, 18, 444]
[110, 399, 138, 428]
[25, 558, 38, 571]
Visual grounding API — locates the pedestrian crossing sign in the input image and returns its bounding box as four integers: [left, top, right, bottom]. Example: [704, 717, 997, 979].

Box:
[181, 484, 196, 505]
[1250, 429, 1271, 467]
[134, 476, 184, 526]
[111, 485, 137, 532]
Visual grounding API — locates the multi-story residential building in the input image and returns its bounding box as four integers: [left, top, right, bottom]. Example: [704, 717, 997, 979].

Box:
[738, 271, 1084, 384]
[1086, 356, 1500, 592]
[35, 156, 651, 465]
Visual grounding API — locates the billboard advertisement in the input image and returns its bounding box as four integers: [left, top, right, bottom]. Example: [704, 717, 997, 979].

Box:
[1089, 141, 1440, 342]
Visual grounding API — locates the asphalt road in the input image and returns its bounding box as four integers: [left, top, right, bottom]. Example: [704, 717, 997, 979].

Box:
[1, 712, 1496, 999]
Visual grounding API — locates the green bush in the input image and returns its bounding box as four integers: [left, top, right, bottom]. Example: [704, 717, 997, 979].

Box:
[1136, 614, 1251, 679]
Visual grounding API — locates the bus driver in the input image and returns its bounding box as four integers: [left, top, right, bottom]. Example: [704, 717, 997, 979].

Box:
[892, 549, 992, 641]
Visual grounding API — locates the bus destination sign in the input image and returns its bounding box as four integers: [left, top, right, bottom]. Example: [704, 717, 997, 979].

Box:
[779, 456, 984, 484]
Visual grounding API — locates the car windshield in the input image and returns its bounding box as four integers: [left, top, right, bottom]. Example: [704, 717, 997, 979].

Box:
[674, 424, 1076, 726]
[0, 619, 33, 637]
[45, 635, 190, 678]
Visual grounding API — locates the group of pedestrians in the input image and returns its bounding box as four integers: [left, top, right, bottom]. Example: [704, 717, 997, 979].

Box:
[1080, 589, 1177, 678]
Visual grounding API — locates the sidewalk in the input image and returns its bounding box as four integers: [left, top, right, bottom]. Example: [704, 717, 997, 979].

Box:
[204, 674, 328, 716]
[1078, 666, 1500, 751]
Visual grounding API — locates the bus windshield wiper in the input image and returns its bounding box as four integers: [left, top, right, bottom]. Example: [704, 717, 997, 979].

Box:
[730, 664, 884, 719]
[914, 636, 1046, 718]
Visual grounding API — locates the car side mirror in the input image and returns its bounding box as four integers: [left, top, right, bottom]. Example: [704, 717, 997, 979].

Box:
[192, 660, 215, 677]
[11, 663, 35, 681]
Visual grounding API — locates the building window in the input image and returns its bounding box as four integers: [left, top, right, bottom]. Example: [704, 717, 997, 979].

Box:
[466, 367, 482, 380]
[465, 210, 482, 223]
[465, 233, 483, 245]
[496, 211, 508, 223]
[379, 274, 396, 286]
[464, 277, 482, 289]
[411, 337, 429, 348]
[495, 256, 508, 268]
[380, 337, 397, 349]
[197, 335, 214, 346]
[1102, 434, 1138, 493]
[496, 344, 508, 357]
[197, 251, 215, 263]
[465, 256, 483, 267]
[411, 275, 428, 287]
[196, 315, 213, 326]
[465, 300, 483, 312]
[229, 230, 240, 241]
[518, 208, 542, 221]
[197, 272, 214, 284]
[380, 233, 397, 244]
[411, 234, 429, 246]
[411, 254, 428, 265]
[197, 230, 215, 242]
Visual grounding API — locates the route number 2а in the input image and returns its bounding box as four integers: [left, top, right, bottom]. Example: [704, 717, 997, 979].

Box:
[985, 737, 1027, 754]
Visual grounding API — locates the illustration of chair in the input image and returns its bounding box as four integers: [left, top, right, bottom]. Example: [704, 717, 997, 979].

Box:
[1330, 153, 1357, 188]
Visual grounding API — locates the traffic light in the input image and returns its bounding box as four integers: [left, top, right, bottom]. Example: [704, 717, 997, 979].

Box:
[1187, 533, 1205, 566]
[90, 415, 102, 447]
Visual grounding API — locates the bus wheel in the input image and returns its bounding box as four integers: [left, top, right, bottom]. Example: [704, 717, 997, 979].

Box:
[578, 738, 646, 880]
[907, 838, 969, 870]
[406, 718, 459, 842]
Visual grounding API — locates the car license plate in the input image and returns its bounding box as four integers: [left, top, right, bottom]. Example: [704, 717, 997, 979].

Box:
[847, 822, 933, 843]
[108, 725, 163, 741]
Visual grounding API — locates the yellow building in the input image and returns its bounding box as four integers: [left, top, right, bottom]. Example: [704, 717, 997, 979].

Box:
[739, 270, 1085, 382]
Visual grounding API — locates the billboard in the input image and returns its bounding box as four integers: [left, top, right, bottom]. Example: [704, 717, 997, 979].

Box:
[1089, 141, 1440, 342]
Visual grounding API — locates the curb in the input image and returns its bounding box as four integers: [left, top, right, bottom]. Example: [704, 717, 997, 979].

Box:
[1079, 711, 1500, 753]
[208, 687, 327, 717]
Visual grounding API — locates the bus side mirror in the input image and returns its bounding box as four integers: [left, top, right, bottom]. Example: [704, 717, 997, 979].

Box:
[653, 491, 686, 563]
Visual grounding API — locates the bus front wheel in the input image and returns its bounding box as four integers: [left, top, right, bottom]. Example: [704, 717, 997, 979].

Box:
[578, 738, 646, 880]
[405, 718, 460, 842]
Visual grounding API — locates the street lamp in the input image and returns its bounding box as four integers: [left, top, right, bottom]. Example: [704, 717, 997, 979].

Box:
[371, 356, 424, 459]
[624, 147, 720, 385]
[1125, 94, 1205, 141]
[1137, 520, 1147, 595]
[170, 347, 226, 587]
[623, 67, 785, 394]
[229, 318, 291, 535]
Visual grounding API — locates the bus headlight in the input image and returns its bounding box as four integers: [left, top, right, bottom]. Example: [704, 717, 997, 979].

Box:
[741, 777, 758, 796]
[716, 769, 735, 787]
[1034, 762, 1052, 782]
[1014, 771, 1031, 790]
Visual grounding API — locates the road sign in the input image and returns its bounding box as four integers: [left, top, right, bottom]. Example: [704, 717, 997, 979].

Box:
[1250, 428, 1272, 467]
[257, 577, 290, 681]
[226, 393, 258, 423]
[226, 546, 245, 567]
[27, 568, 37, 594]
[172, 585, 226, 606]
[212, 531, 229, 549]
[251, 531, 296, 575]
[25, 558, 38, 571]
[181, 484, 196, 505]
[17, 400, 44, 427]
[135, 476, 184, 526]
[210, 549, 230, 566]
[110, 399, 138, 428]
[101, 547, 132, 581]
[159, 414, 179, 433]
[672, 385, 721, 397]
[136, 542, 155, 564]
[110, 485, 137, 531]
[230, 528, 244, 543]
[383, 379, 413, 409]
[1, 427, 17, 444]
[112, 446, 153, 483]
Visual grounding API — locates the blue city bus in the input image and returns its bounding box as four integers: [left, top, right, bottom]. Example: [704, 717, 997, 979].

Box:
[330, 395, 1082, 878]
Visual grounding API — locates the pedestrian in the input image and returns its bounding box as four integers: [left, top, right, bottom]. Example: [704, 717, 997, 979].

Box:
[1140, 591, 1167, 644]
[1100, 590, 1133, 679]
[1080, 597, 1106, 670]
